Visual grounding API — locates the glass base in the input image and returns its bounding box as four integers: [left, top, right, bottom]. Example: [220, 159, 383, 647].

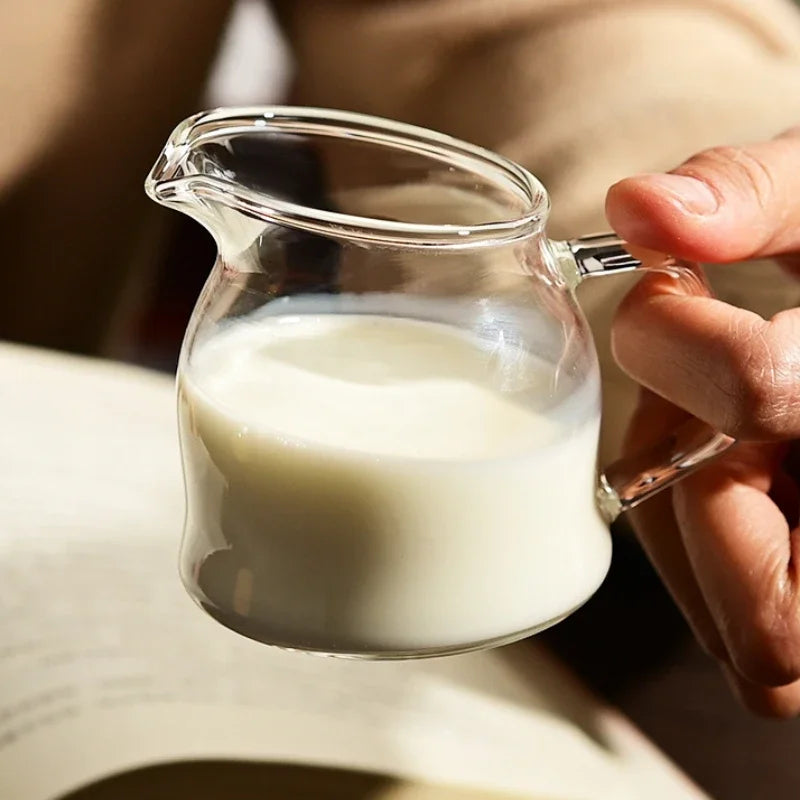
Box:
[197, 599, 587, 661]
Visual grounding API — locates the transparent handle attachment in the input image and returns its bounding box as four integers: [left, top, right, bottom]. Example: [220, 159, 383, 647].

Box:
[553, 233, 736, 522]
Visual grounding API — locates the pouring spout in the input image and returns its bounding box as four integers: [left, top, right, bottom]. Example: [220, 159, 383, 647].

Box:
[144, 112, 205, 206]
[144, 143, 190, 203]
[145, 107, 332, 233]
[144, 110, 278, 251]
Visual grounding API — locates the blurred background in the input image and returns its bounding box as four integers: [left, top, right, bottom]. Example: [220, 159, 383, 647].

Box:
[126, 0, 291, 371]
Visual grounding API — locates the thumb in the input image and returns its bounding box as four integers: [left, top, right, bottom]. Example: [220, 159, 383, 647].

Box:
[606, 128, 800, 263]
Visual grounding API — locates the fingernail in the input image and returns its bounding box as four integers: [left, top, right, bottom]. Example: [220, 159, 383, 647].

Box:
[643, 173, 719, 215]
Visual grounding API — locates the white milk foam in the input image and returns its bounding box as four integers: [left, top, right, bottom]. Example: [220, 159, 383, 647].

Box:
[178, 309, 611, 654]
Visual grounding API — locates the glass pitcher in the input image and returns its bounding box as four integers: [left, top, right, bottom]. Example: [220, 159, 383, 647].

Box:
[145, 107, 732, 659]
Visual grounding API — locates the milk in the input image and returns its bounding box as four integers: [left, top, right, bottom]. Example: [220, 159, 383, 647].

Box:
[177, 309, 611, 656]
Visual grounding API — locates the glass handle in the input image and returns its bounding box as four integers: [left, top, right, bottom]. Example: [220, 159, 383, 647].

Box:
[554, 233, 737, 521]
[597, 419, 735, 521]
[568, 233, 645, 278]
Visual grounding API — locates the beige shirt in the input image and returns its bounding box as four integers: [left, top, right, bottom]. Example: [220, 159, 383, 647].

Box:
[3, 0, 800, 455]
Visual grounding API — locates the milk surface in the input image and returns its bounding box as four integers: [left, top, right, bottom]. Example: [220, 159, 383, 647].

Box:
[178, 310, 611, 655]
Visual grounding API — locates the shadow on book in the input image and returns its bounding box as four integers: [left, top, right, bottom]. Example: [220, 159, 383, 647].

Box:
[57, 760, 530, 800]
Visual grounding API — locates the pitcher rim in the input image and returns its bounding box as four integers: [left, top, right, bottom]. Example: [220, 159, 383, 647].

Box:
[145, 106, 549, 250]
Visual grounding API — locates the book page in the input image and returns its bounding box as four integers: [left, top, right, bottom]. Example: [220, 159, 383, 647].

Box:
[0, 343, 705, 800]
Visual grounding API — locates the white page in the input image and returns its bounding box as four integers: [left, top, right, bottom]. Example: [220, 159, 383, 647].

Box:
[0, 343, 705, 800]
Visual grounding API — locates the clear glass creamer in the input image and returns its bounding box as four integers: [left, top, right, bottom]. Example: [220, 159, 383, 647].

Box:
[146, 107, 733, 658]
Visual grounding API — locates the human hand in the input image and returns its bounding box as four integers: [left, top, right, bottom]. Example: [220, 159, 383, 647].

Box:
[606, 129, 800, 716]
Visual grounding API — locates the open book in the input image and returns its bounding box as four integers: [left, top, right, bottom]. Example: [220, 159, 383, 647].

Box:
[0, 343, 706, 800]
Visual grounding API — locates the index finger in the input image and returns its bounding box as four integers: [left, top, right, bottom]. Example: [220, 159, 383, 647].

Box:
[612, 272, 800, 441]
[606, 128, 800, 263]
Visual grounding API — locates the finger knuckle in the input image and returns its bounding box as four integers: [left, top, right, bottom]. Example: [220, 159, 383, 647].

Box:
[724, 326, 799, 439]
[689, 145, 777, 213]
